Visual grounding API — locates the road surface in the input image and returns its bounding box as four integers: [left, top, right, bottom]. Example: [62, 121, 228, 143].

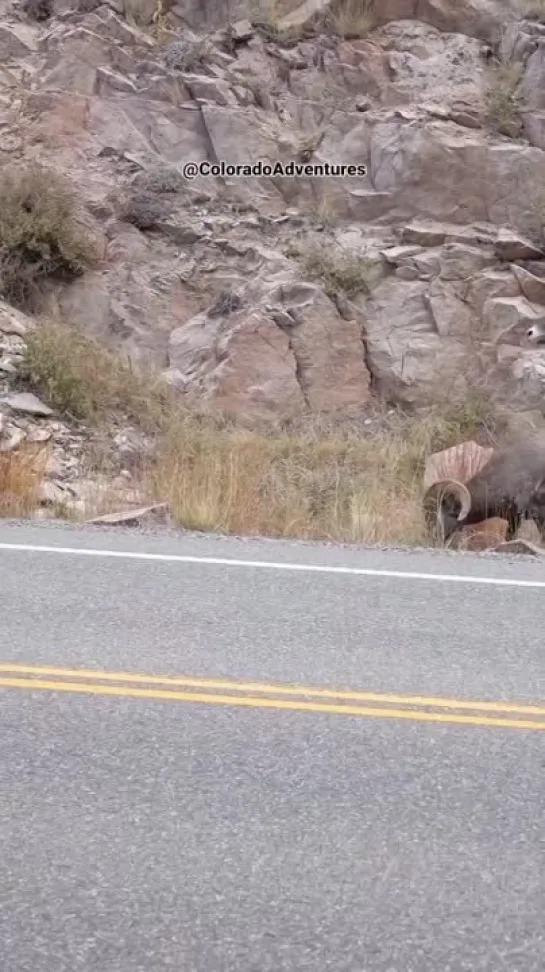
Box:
[0, 521, 543, 972]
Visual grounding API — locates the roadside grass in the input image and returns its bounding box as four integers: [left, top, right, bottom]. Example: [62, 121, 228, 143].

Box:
[15, 322, 501, 543]
[0, 441, 50, 517]
[151, 419, 426, 543]
[149, 401, 499, 544]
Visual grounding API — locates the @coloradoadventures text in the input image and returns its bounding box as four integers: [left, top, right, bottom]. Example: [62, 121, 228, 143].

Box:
[182, 160, 367, 179]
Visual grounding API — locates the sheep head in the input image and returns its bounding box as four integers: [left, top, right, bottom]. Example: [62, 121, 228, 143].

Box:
[422, 479, 472, 543]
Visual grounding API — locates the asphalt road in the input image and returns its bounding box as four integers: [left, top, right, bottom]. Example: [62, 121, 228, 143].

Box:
[0, 521, 544, 972]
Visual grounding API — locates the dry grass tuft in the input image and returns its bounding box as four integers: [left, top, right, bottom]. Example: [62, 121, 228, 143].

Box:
[20, 322, 172, 428]
[285, 240, 376, 298]
[333, 0, 375, 39]
[310, 189, 342, 229]
[485, 62, 525, 139]
[0, 442, 49, 516]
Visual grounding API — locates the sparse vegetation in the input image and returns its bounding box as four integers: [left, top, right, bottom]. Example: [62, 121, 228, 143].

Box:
[485, 62, 525, 139]
[285, 241, 376, 299]
[13, 321, 502, 544]
[332, 0, 375, 40]
[122, 0, 167, 28]
[310, 189, 341, 229]
[207, 290, 242, 318]
[163, 37, 210, 72]
[0, 164, 98, 311]
[0, 442, 50, 517]
[0, 9, 520, 543]
[522, 1, 545, 22]
[247, 0, 282, 32]
[131, 166, 186, 195]
[295, 131, 325, 163]
[121, 191, 172, 230]
[151, 0, 174, 43]
[20, 323, 172, 428]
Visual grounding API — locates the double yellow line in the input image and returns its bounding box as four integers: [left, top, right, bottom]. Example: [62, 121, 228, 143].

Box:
[0, 663, 544, 731]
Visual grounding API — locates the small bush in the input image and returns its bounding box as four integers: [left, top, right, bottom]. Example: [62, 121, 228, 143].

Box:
[121, 191, 172, 230]
[207, 290, 242, 318]
[286, 241, 375, 299]
[123, 0, 168, 26]
[132, 166, 186, 194]
[0, 164, 98, 310]
[163, 38, 209, 72]
[21, 0, 52, 21]
[311, 190, 341, 230]
[20, 323, 171, 428]
[485, 62, 525, 139]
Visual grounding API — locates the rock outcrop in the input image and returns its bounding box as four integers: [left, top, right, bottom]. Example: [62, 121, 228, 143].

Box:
[1, 0, 545, 425]
[0, 302, 150, 517]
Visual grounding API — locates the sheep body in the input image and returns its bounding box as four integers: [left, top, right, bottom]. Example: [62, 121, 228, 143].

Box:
[424, 433, 545, 541]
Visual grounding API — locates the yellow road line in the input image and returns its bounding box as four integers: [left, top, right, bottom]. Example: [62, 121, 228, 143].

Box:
[1, 676, 544, 730]
[0, 662, 543, 716]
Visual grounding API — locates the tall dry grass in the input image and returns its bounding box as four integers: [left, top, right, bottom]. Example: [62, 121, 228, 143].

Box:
[148, 402, 500, 545]
[0, 442, 50, 517]
[150, 426, 425, 543]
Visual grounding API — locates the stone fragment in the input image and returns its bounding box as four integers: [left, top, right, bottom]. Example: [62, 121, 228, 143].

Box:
[7, 393, 54, 417]
[86, 503, 171, 526]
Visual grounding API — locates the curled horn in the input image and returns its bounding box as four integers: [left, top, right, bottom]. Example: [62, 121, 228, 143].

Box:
[422, 479, 472, 536]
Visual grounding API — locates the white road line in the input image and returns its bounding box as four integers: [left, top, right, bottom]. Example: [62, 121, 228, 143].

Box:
[0, 541, 544, 588]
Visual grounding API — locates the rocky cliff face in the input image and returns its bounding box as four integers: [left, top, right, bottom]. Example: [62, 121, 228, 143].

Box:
[1, 0, 545, 427]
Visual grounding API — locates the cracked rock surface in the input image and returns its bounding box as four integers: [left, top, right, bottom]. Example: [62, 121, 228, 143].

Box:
[0, 0, 545, 428]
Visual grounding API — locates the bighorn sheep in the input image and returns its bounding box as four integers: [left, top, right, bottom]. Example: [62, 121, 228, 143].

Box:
[423, 434, 545, 543]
